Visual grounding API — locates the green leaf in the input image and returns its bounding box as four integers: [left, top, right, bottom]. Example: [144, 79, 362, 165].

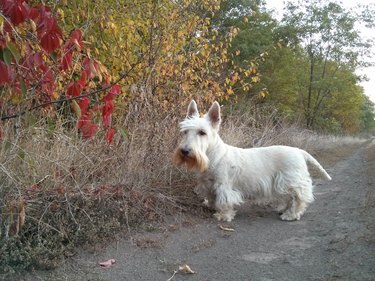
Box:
[50, 51, 58, 62]
[47, 117, 55, 136]
[24, 112, 37, 127]
[119, 128, 128, 140]
[1, 140, 12, 153]
[20, 80, 27, 96]
[0, 17, 3, 33]
[2, 48, 12, 65]
[18, 150, 25, 160]
[7, 42, 21, 64]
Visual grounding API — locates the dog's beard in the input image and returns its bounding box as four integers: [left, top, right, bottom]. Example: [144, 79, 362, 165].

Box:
[174, 149, 209, 173]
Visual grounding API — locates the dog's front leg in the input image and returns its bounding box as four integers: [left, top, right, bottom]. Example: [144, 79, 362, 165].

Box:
[194, 178, 216, 209]
[213, 183, 243, 222]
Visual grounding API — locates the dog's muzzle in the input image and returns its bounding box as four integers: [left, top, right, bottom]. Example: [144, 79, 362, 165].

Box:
[180, 147, 191, 157]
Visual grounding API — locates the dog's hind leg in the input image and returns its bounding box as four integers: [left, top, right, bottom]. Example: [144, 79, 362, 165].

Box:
[280, 183, 314, 221]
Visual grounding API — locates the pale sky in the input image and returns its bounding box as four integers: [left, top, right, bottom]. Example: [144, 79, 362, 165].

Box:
[265, 0, 375, 103]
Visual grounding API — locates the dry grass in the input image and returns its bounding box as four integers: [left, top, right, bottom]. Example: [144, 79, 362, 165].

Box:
[0, 97, 367, 273]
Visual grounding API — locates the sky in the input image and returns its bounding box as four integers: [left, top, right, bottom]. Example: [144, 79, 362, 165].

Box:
[265, 0, 375, 103]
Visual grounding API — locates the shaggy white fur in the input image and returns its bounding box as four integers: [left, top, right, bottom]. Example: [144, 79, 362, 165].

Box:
[174, 100, 332, 222]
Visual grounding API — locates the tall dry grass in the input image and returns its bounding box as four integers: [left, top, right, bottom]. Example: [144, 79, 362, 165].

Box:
[0, 94, 365, 273]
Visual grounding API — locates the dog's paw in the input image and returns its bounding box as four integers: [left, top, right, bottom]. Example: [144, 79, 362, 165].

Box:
[213, 212, 224, 221]
[213, 210, 235, 222]
[280, 211, 300, 221]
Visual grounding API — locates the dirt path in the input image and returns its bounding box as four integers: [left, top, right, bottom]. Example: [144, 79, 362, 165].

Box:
[21, 141, 375, 281]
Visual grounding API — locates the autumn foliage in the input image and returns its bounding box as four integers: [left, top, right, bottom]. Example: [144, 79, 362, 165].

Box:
[1, 0, 374, 273]
[0, 0, 119, 142]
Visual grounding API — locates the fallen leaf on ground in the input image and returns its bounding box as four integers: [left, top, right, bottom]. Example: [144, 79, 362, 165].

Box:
[178, 264, 195, 274]
[218, 224, 235, 232]
[99, 259, 116, 268]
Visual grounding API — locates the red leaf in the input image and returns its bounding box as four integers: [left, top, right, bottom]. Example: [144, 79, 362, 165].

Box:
[60, 51, 73, 71]
[41, 68, 55, 97]
[66, 81, 82, 98]
[79, 71, 87, 87]
[83, 58, 96, 78]
[68, 29, 83, 50]
[109, 84, 121, 95]
[101, 96, 114, 127]
[101, 85, 120, 128]
[81, 123, 98, 139]
[102, 113, 112, 128]
[28, 7, 40, 21]
[105, 128, 116, 144]
[0, 60, 12, 85]
[76, 111, 90, 129]
[33, 7, 63, 53]
[33, 53, 43, 67]
[34, 6, 56, 36]
[76, 109, 98, 139]
[79, 120, 98, 139]
[1, 0, 30, 26]
[99, 259, 116, 268]
[70, 30, 83, 44]
[77, 97, 89, 114]
[40, 30, 62, 53]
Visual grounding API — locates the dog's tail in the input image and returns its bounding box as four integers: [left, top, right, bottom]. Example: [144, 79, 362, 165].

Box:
[302, 150, 332, 180]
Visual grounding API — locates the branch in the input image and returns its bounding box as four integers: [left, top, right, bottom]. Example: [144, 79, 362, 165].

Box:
[1, 57, 143, 121]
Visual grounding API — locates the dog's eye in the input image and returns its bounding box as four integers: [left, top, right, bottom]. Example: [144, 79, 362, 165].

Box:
[181, 130, 188, 135]
[198, 130, 206, 136]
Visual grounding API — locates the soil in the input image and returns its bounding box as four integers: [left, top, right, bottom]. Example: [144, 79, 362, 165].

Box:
[9, 139, 375, 281]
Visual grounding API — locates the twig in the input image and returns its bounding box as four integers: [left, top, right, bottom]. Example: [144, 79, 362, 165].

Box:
[28, 215, 64, 236]
[218, 224, 235, 232]
[36, 175, 50, 185]
[166, 270, 177, 281]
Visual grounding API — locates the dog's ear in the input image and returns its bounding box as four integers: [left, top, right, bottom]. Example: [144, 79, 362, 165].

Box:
[187, 100, 199, 118]
[207, 101, 221, 129]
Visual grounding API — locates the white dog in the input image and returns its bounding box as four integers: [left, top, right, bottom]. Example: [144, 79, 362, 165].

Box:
[174, 100, 332, 222]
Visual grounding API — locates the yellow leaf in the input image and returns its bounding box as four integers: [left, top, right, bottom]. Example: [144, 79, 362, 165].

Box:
[29, 19, 37, 33]
[178, 264, 195, 273]
[251, 76, 260, 83]
[71, 100, 81, 118]
[57, 8, 64, 19]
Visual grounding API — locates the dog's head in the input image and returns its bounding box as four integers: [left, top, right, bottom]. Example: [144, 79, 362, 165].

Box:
[174, 100, 221, 172]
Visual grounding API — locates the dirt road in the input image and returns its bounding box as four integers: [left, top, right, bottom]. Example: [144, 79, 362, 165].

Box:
[21, 140, 375, 281]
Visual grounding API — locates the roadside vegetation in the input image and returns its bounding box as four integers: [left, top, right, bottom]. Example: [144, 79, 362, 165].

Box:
[1, 0, 374, 273]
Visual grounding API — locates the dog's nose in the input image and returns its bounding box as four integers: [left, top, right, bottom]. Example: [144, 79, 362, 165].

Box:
[180, 148, 190, 156]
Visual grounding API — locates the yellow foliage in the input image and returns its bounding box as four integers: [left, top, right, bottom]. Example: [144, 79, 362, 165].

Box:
[57, 0, 259, 109]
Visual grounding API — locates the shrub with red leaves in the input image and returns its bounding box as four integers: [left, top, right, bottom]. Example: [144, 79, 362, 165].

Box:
[0, 0, 120, 141]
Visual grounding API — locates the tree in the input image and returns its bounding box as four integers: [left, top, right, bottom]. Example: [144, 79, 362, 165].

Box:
[360, 96, 375, 135]
[210, 0, 277, 100]
[278, 0, 374, 128]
